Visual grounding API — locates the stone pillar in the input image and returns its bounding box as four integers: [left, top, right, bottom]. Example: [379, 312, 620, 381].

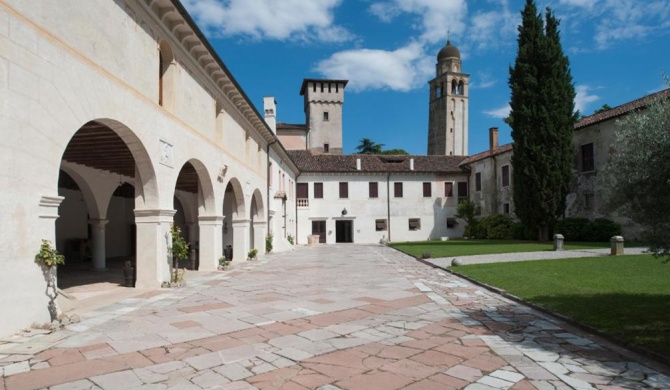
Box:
[198, 215, 223, 271]
[187, 222, 197, 247]
[232, 219, 250, 262]
[610, 236, 624, 256]
[134, 209, 176, 288]
[253, 221, 267, 257]
[89, 219, 109, 270]
[553, 234, 564, 251]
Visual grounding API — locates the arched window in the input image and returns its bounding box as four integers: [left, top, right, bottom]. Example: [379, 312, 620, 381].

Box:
[458, 80, 465, 95]
[451, 79, 458, 95]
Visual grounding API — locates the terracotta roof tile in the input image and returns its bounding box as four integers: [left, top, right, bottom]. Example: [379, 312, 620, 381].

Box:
[575, 88, 670, 130]
[287, 150, 467, 173]
[460, 143, 513, 165]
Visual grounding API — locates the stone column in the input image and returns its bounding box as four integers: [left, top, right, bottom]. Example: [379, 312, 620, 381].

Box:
[134, 209, 175, 288]
[253, 221, 267, 257]
[610, 236, 624, 256]
[553, 234, 564, 251]
[89, 219, 109, 270]
[232, 219, 250, 261]
[187, 222, 197, 247]
[198, 215, 223, 271]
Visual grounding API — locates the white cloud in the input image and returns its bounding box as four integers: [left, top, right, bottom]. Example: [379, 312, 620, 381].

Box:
[558, 0, 599, 7]
[368, 0, 468, 44]
[314, 42, 433, 92]
[575, 85, 600, 113]
[483, 104, 510, 119]
[181, 0, 353, 42]
[467, 0, 518, 50]
[470, 72, 496, 89]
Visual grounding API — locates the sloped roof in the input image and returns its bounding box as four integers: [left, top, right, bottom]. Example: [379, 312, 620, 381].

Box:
[460, 143, 513, 165]
[288, 150, 468, 174]
[277, 123, 308, 131]
[575, 88, 670, 130]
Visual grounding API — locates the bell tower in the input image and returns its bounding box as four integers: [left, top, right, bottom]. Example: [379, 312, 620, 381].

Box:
[427, 40, 469, 156]
[300, 79, 348, 155]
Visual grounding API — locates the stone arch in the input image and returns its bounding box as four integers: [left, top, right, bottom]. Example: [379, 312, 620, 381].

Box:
[57, 119, 158, 279]
[250, 189, 265, 222]
[172, 159, 216, 214]
[224, 177, 246, 219]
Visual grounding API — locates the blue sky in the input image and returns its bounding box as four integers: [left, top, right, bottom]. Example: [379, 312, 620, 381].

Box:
[182, 0, 670, 155]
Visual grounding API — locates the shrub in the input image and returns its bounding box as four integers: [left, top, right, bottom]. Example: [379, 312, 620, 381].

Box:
[554, 218, 590, 241]
[421, 251, 431, 259]
[265, 233, 273, 254]
[511, 222, 538, 240]
[589, 218, 622, 242]
[477, 214, 513, 239]
[287, 235, 294, 245]
[554, 218, 621, 241]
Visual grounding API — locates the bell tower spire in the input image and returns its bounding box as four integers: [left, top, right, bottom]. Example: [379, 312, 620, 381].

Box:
[427, 40, 469, 156]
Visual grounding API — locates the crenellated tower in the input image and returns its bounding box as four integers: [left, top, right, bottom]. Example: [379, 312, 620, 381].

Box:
[300, 79, 348, 155]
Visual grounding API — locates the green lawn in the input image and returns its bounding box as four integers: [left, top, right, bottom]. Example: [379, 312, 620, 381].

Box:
[390, 239, 612, 258]
[451, 255, 670, 358]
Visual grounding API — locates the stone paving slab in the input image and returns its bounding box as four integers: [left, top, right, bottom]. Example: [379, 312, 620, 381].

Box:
[0, 244, 668, 389]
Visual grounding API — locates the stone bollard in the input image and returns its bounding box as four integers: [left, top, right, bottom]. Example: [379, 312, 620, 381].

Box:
[610, 236, 624, 255]
[553, 234, 564, 251]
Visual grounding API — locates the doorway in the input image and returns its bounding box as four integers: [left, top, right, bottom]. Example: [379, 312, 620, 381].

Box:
[311, 220, 326, 243]
[336, 220, 353, 243]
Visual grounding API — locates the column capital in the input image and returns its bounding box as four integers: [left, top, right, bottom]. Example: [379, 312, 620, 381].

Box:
[88, 219, 110, 227]
[253, 220, 267, 227]
[232, 219, 251, 227]
[134, 209, 176, 223]
[198, 215, 224, 225]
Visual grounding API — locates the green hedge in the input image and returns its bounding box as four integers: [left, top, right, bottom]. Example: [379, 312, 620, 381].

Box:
[554, 217, 621, 241]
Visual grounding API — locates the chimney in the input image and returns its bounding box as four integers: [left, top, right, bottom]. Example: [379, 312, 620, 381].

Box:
[409, 158, 414, 171]
[263, 96, 276, 134]
[356, 158, 361, 171]
[489, 127, 499, 151]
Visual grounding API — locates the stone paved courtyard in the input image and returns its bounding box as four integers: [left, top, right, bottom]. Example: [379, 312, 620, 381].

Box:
[1, 244, 669, 389]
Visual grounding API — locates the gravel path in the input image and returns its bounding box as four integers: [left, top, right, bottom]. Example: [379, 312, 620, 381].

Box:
[427, 247, 650, 268]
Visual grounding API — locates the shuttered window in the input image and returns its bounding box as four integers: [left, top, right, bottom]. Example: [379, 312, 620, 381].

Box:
[369, 182, 378, 198]
[394, 182, 403, 198]
[314, 183, 323, 198]
[339, 182, 348, 198]
[423, 182, 431, 197]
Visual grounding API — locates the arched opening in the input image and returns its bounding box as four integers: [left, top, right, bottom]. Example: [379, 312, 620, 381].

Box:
[56, 121, 150, 293]
[173, 162, 200, 270]
[458, 80, 464, 95]
[451, 79, 458, 95]
[222, 179, 245, 261]
[250, 189, 265, 254]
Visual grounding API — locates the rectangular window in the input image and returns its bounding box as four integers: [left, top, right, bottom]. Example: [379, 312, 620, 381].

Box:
[408, 218, 421, 231]
[423, 182, 432, 197]
[475, 172, 482, 192]
[369, 182, 378, 198]
[445, 182, 453, 197]
[297, 183, 308, 199]
[394, 182, 403, 197]
[323, 111, 329, 121]
[502, 165, 510, 187]
[457, 182, 468, 203]
[581, 143, 595, 172]
[584, 192, 595, 209]
[339, 182, 348, 198]
[375, 219, 387, 231]
[447, 218, 457, 228]
[323, 143, 329, 153]
[503, 203, 510, 214]
[314, 183, 323, 199]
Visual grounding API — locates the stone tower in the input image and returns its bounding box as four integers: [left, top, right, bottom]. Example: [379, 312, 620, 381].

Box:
[300, 79, 348, 155]
[427, 41, 469, 156]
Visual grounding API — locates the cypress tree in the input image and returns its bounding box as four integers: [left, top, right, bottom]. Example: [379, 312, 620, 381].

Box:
[508, 0, 576, 241]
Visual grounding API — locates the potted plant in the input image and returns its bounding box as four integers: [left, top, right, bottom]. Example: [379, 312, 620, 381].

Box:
[123, 260, 135, 287]
[35, 240, 64, 322]
[169, 224, 189, 286]
[218, 256, 231, 270]
[247, 248, 258, 261]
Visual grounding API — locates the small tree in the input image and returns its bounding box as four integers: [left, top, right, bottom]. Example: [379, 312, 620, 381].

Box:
[355, 138, 384, 154]
[170, 224, 189, 269]
[456, 200, 478, 237]
[602, 80, 670, 257]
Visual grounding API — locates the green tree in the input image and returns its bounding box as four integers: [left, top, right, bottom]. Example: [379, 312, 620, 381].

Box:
[602, 81, 670, 257]
[508, 0, 576, 241]
[355, 138, 384, 154]
[380, 148, 409, 155]
[593, 104, 612, 114]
